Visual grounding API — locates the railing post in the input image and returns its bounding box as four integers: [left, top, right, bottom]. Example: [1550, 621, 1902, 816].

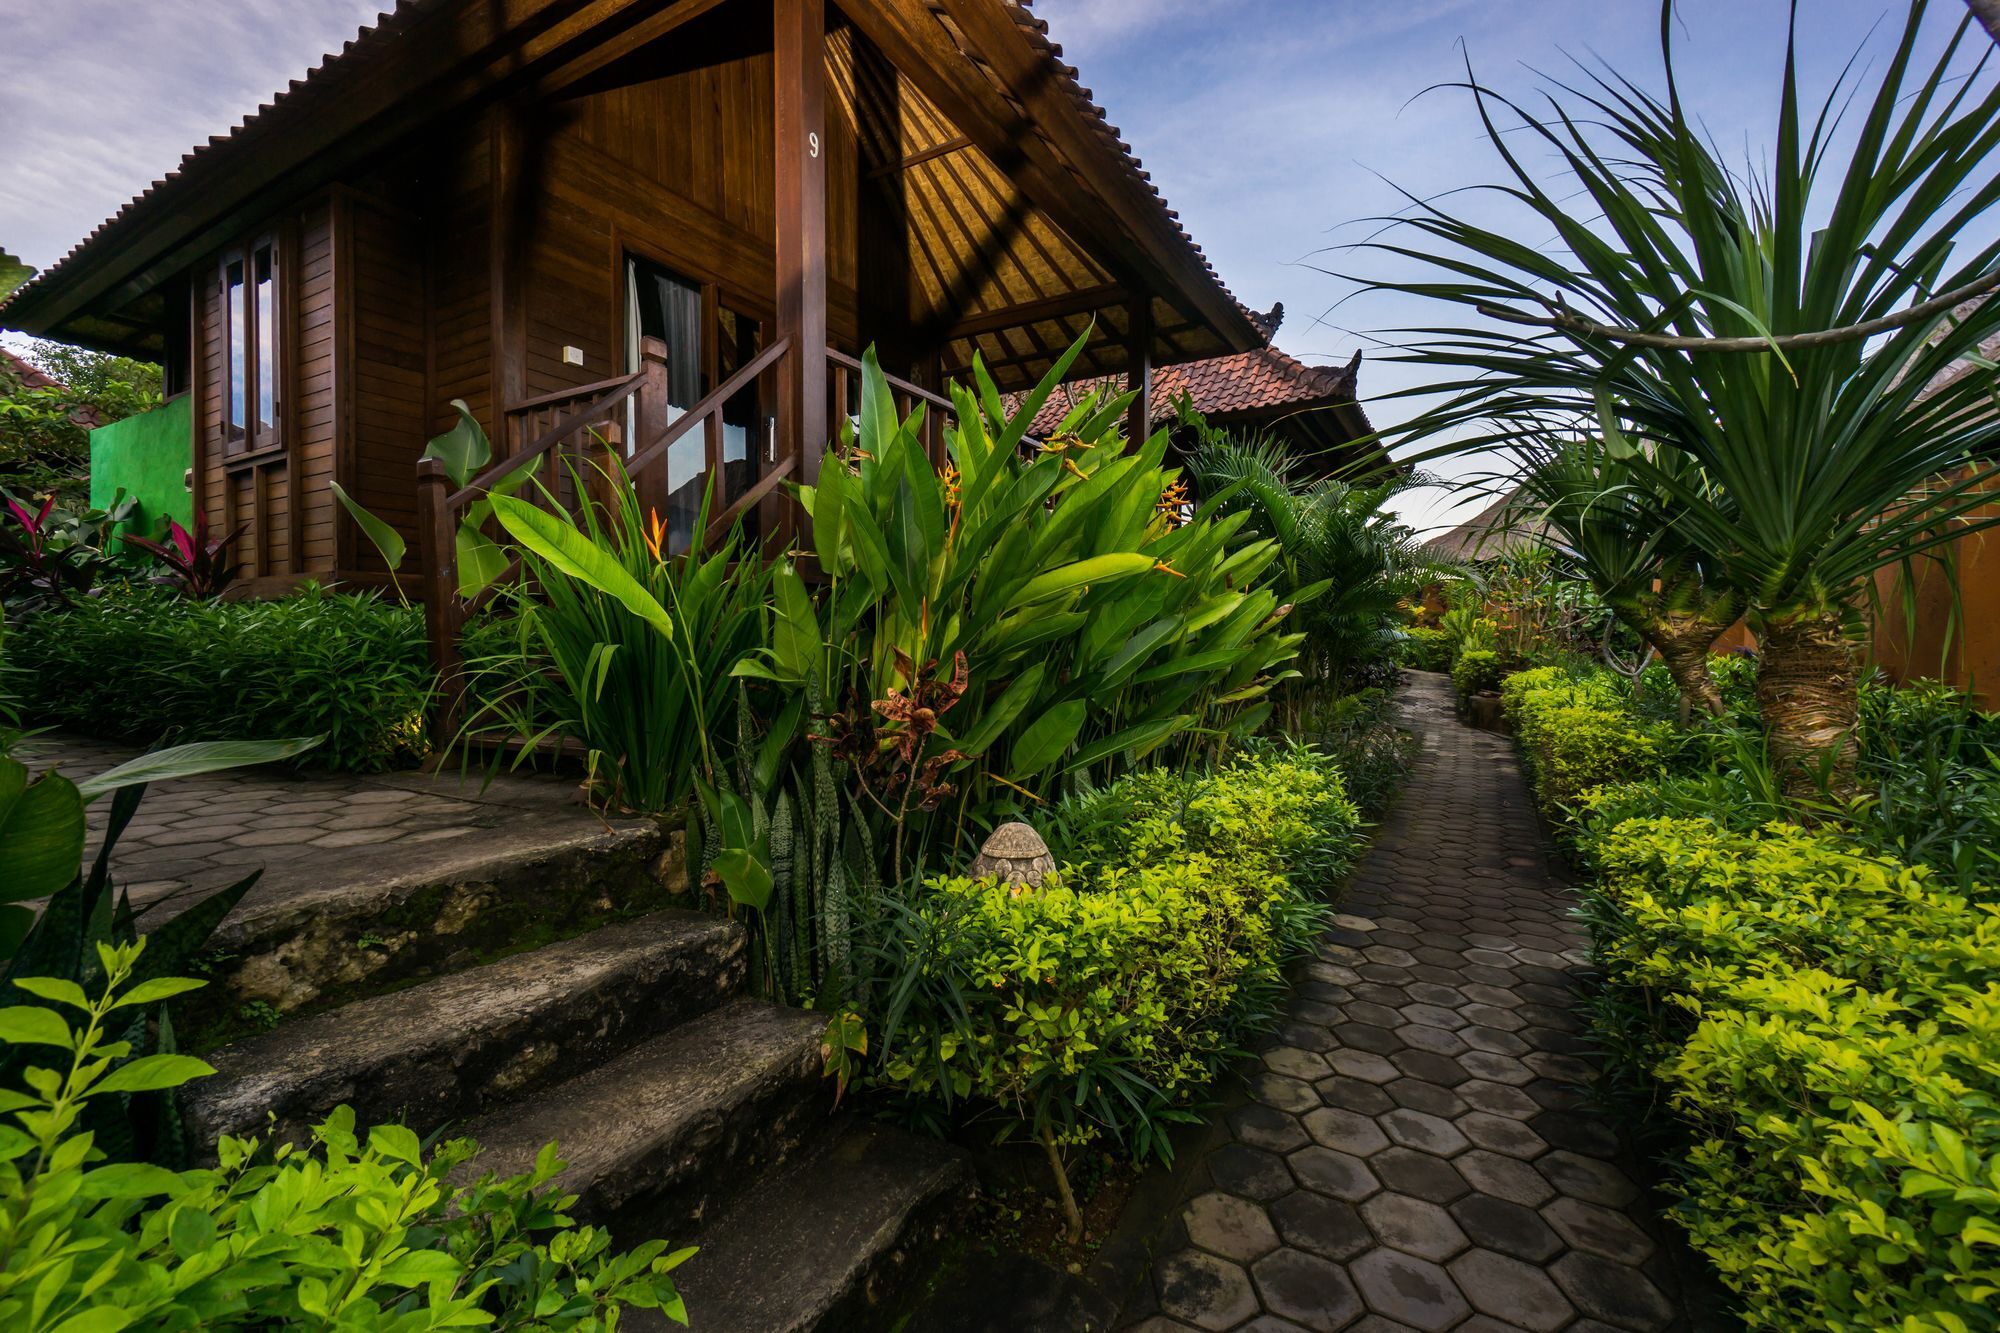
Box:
[635, 335, 671, 518]
[416, 456, 465, 744]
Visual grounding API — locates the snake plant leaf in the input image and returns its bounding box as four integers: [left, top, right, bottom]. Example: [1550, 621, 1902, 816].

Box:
[490, 494, 675, 640]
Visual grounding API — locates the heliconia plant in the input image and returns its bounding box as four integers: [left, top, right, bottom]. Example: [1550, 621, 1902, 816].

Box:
[331, 399, 535, 601]
[478, 333, 1311, 1004]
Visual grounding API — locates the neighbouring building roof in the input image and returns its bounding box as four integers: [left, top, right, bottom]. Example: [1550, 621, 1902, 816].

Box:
[1426, 488, 1547, 561]
[1017, 310, 1385, 473]
[1, 347, 59, 392]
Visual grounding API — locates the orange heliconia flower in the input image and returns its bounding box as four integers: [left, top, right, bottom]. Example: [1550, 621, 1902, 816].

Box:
[643, 508, 669, 561]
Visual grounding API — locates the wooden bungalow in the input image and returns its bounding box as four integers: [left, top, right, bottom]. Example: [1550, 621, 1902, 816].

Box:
[0, 0, 1268, 602]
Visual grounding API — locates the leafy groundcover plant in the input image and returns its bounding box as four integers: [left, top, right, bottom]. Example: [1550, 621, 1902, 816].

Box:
[863, 745, 1361, 1229]
[0, 940, 691, 1331]
[12, 585, 446, 772]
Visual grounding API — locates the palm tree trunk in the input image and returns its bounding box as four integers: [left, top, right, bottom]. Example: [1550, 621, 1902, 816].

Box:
[1755, 610, 1860, 797]
[1645, 612, 1726, 721]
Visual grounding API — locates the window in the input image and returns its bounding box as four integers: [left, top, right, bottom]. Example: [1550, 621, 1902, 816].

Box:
[624, 255, 772, 554]
[222, 236, 280, 455]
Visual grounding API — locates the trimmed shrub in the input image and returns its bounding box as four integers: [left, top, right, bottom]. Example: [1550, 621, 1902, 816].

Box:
[1400, 625, 1453, 671]
[13, 585, 438, 771]
[1450, 647, 1505, 698]
[1578, 814, 2000, 1332]
[1504, 667, 1666, 826]
[871, 745, 1362, 1162]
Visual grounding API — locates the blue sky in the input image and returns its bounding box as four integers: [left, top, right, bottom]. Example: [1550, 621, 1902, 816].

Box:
[0, 0, 1981, 530]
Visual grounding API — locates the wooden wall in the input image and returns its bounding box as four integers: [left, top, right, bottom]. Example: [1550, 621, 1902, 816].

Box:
[190, 25, 877, 590]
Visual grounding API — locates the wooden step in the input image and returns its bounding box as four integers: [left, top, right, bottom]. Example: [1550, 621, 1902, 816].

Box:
[454, 997, 833, 1241]
[183, 909, 742, 1146]
[664, 1118, 973, 1333]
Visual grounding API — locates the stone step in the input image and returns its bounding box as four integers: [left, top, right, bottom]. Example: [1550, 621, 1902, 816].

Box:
[665, 1118, 973, 1333]
[455, 997, 833, 1242]
[183, 909, 742, 1146]
[186, 815, 681, 1032]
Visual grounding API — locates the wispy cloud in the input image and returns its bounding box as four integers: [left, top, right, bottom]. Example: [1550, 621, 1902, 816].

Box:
[0, 0, 385, 270]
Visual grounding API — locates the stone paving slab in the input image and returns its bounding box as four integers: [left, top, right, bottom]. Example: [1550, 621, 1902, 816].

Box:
[1125, 674, 1706, 1333]
[21, 733, 650, 927]
[18, 733, 672, 1015]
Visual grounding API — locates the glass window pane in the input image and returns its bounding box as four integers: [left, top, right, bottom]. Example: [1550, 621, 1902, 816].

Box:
[255, 246, 276, 433]
[628, 257, 704, 553]
[225, 259, 246, 436]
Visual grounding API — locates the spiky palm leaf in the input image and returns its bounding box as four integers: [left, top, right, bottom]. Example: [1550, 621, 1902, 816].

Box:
[1363, 0, 2000, 785]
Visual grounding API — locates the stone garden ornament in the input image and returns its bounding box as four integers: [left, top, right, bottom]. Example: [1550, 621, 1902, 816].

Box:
[968, 821, 1056, 890]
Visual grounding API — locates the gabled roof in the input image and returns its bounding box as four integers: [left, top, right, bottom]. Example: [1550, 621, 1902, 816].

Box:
[2, 0, 1264, 381]
[1, 348, 60, 392]
[1027, 342, 1363, 435]
[1426, 488, 1547, 561]
[1016, 322, 1384, 472]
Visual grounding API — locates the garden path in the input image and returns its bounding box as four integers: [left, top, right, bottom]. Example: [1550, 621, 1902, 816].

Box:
[1125, 672, 1701, 1333]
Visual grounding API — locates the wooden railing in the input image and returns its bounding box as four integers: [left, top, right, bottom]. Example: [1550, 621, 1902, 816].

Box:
[416, 333, 789, 735]
[416, 337, 958, 740]
[827, 347, 954, 463]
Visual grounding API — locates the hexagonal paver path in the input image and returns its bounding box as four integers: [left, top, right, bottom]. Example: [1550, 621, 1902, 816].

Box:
[1125, 673, 1692, 1332]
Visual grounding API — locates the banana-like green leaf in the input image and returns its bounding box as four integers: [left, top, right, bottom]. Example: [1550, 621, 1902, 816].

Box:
[1009, 553, 1153, 609]
[329, 481, 406, 571]
[1010, 700, 1087, 776]
[76, 738, 324, 802]
[455, 521, 512, 599]
[489, 495, 675, 639]
[424, 399, 492, 488]
[0, 760, 83, 904]
[1065, 716, 1189, 772]
[954, 663, 1047, 757]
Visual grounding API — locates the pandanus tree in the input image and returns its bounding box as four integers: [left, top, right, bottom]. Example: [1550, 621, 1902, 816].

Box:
[1500, 431, 1739, 719]
[1367, 0, 2000, 791]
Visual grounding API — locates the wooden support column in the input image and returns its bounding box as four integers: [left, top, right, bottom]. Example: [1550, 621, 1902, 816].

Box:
[775, 0, 828, 497]
[1125, 298, 1154, 449]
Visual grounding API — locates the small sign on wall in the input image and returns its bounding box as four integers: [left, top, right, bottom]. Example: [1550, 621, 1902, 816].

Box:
[562, 345, 585, 367]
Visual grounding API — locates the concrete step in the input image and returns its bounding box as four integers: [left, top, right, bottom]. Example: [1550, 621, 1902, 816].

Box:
[455, 997, 833, 1241]
[183, 909, 742, 1146]
[665, 1119, 973, 1333]
[182, 817, 682, 1035]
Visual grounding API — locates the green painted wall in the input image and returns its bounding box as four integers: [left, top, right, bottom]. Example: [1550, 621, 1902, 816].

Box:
[90, 394, 193, 535]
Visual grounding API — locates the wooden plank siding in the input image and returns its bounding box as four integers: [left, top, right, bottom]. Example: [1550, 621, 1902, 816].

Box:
[181, 24, 882, 595]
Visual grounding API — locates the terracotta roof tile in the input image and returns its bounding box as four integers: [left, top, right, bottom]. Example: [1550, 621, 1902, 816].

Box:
[1022, 342, 1363, 437]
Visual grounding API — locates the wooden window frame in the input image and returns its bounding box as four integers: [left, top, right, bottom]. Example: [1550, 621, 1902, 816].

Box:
[220, 232, 284, 462]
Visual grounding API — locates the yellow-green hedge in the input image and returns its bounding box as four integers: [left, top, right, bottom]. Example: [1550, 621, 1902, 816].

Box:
[1581, 815, 2000, 1332]
[872, 745, 1362, 1162]
[1502, 668, 1666, 825]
